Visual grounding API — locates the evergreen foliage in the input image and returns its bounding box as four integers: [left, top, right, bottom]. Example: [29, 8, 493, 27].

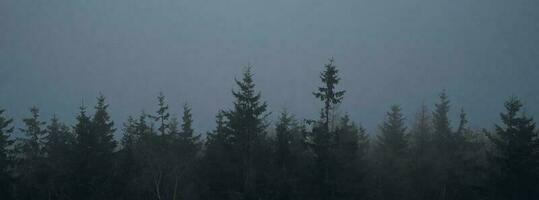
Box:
[0, 61, 536, 200]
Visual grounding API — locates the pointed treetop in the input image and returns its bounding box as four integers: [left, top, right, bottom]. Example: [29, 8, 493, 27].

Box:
[0, 107, 14, 148]
[457, 108, 469, 134]
[433, 90, 451, 135]
[313, 57, 346, 104]
[0, 107, 14, 135]
[93, 94, 115, 132]
[313, 57, 346, 132]
[181, 103, 194, 138]
[378, 105, 408, 152]
[153, 92, 170, 135]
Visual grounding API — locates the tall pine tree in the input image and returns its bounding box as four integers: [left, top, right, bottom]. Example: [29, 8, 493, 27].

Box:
[223, 67, 270, 199]
[310, 58, 346, 200]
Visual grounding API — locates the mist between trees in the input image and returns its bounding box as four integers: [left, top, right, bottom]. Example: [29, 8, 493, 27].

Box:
[0, 59, 538, 200]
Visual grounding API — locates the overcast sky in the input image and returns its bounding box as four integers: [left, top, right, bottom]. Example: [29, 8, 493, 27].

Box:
[1, 0, 538, 135]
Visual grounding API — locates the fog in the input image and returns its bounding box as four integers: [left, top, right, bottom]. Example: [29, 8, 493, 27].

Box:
[1, 0, 538, 133]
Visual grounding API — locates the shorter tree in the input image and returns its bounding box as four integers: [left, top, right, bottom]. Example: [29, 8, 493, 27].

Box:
[43, 115, 73, 199]
[487, 97, 539, 200]
[0, 108, 14, 199]
[15, 106, 47, 199]
[373, 105, 409, 200]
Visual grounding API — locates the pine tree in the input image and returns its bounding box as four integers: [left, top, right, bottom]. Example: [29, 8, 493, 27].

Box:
[313, 57, 345, 133]
[121, 116, 138, 148]
[310, 58, 346, 200]
[181, 104, 194, 139]
[409, 102, 437, 200]
[121, 112, 151, 148]
[170, 104, 200, 200]
[15, 106, 47, 199]
[176, 103, 201, 157]
[44, 114, 72, 158]
[119, 112, 155, 200]
[452, 108, 485, 200]
[223, 67, 270, 199]
[43, 114, 73, 200]
[377, 105, 408, 157]
[71, 95, 117, 200]
[179, 104, 200, 150]
[431, 91, 454, 200]
[0, 107, 14, 199]
[272, 111, 304, 200]
[487, 97, 539, 200]
[433, 91, 451, 142]
[274, 111, 295, 174]
[152, 92, 170, 136]
[332, 115, 369, 200]
[90, 94, 117, 199]
[410, 102, 432, 154]
[199, 111, 234, 200]
[18, 106, 46, 161]
[91, 94, 117, 154]
[373, 105, 409, 200]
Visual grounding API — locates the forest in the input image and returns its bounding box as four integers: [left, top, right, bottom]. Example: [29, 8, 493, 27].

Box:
[0, 59, 538, 200]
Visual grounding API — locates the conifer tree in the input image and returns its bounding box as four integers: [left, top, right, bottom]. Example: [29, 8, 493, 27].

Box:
[119, 112, 154, 200]
[181, 104, 194, 139]
[433, 91, 451, 143]
[0, 108, 14, 199]
[89, 95, 118, 199]
[121, 116, 138, 148]
[310, 58, 346, 200]
[410, 102, 432, 154]
[373, 105, 409, 200]
[431, 91, 454, 200]
[199, 111, 235, 200]
[409, 102, 437, 200]
[71, 104, 93, 199]
[15, 106, 47, 199]
[43, 114, 73, 199]
[452, 108, 485, 200]
[152, 92, 170, 136]
[274, 111, 296, 174]
[272, 111, 304, 200]
[71, 95, 117, 200]
[487, 97, 539, 200]
[18, 106, 46, 161]
[377, 105, 408, 156]
[91, 94, 117, 153]
[223, 67, 270, 199]
[313, 57, 345, 133]
[332, 115, 369, 200]
[171, 104, 200, 200]
[179, 104, 200, 150]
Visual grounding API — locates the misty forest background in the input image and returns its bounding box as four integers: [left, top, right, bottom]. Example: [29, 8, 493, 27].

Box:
[0, 59, 538, 200]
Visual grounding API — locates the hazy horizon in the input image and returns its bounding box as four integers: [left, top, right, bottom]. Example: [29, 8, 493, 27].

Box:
[2, 0, 538, 134]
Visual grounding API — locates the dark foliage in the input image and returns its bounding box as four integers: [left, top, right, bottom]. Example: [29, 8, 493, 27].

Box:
[0, 59, 537, 200]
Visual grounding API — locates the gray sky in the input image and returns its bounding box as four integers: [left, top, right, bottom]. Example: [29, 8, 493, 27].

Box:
[1, 0, 538, 135]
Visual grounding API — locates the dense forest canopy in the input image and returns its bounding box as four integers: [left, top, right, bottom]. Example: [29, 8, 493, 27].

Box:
[0, 60, 538, 200]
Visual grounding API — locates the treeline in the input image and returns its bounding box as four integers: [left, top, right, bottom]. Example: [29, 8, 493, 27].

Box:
[0, 59, 538, 200]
